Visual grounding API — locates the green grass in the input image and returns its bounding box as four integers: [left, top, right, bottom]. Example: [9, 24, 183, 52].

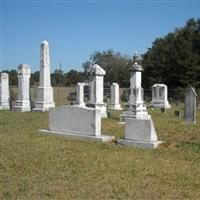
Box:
[0, 105, 200, 199]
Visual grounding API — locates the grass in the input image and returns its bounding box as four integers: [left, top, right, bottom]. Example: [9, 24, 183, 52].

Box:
[0, 105, 200, 199]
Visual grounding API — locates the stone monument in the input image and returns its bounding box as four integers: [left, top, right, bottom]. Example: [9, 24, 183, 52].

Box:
[0, 73, 10, 110]
[151, 84, 171, 108]
[87, 64, 107, 118]
[120, 53, 150, 121]
[76, 82, 85, 107]
[13, 64, 31, 112]
[40, 105, 114, 142]
[34, 40, 55, 111]
[118, 53, 162, 149]
[184, 87, 197, 124]
[109, 83, 122, 110]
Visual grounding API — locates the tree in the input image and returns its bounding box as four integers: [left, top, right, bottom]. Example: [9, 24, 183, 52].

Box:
[143, 18, 200, 89]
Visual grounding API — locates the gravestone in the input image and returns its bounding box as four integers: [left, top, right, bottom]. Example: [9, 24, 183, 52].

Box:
[175, 110, 181, 118]
[109, 83, 122, 110]
[34, 40, 55, 111]
[118, 53, 162, 149]
[87, 64, 107, 118]
[120, 53, 150, 121]
[13, 64, 31, 112]
[184, 88, 197, 124]
[151, 84, 171, 108]
[0, 73, 10, 110]
[40, 105, 114, 142]
[76, 83, 85, 107]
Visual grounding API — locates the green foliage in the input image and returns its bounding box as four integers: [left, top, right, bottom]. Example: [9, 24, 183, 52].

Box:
[83, 49, 131, 87]
[143, 18, 200, 89]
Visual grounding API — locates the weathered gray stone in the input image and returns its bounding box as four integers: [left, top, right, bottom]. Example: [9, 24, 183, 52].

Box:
[0, 73, 10, 110]
[13, 64, 31, 112]
[184, 88, 197, 124]
[34, 40, 55, 112]
[40, 105, 114, 142]
[87, 64, 107, 118]
[109, 83, 122, 110]
[151, 84, 171, 109]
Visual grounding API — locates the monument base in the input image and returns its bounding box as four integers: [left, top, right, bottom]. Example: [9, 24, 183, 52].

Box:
[117, 139, 163, 149]
[87, 103, 107, 118]
[0, 102, 10, 110]
[150, 100, 171, 109]
[109, 104, 122, 110]
[40, 129, 115, 142]
[33, 101, 55, 112]
[13, 100, 31, 112]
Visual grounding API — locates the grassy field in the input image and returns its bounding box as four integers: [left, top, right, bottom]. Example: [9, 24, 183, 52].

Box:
[0, 104, 200, 199]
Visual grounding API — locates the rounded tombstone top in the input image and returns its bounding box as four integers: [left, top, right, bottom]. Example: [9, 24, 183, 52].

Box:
[87, 64, 106, 76]
[1, 72, 9, 79]
[41, 40, 48, 45]
[18, 64, 31, 74]
[112, 82, 119, 87]
[152, 83, 167, 88]
[131, 52, 143, 72]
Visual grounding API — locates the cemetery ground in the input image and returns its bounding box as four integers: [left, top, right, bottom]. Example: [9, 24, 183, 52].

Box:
[1, 104, 200, 199]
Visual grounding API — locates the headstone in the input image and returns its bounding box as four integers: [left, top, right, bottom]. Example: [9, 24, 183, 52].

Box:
[40, 105, 114, 142]
[86, 64, 107, 118]
[109, 83, 122, 110]
[175, 110, 181, 118]
[118, 53, 162, 149]
[13, 64, 31, 112]
[151, 84, 171, 108]
[184, 88, 197, 124]
[120, 53, 150, 121]
[0, 73, 10, 110]
[34, 40, 55, 111]
[76, 82, 85, 107]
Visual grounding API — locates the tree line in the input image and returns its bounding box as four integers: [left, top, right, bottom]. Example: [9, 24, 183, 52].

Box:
[2, 18, 200, 90]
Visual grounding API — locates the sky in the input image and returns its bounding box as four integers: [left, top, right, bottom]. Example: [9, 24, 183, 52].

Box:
[0, 0, 200, 73]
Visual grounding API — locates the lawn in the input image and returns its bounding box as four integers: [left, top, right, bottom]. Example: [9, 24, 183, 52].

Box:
[0, 105, 200, 199]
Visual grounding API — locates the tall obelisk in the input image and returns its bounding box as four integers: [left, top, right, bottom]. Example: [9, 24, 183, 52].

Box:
[34, 40, 55, 111]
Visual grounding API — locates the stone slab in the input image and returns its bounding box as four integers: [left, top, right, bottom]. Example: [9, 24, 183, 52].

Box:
[40, 129, 115, 142]
[49, 105, 101, 136]
[117, 139, 163, 149]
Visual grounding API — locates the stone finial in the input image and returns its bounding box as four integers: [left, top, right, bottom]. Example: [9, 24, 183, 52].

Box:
[87, 64, 106, 76]
[42, 40, 48, 44]
[131, 52, 143, 72]
[18, 64, 31, 74]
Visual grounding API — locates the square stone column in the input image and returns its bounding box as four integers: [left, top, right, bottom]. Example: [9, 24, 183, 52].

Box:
[151, 84, 171, 108]
[0, 73, 10, 110]
[76, 82, 85, 107]
[13, 64, 31, 112]
[87, 64, 107, 118]
[109, 83, 122, 110]
[34, 40, 55, 112]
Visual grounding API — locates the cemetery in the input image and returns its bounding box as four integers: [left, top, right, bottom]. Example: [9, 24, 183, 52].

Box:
[1, 2, 200, 198]
[1, 40, 200, 199]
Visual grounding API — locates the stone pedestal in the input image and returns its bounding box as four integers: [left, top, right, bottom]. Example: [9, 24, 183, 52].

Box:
[109, 83, 122, 110]
[0, 73, 10, 110]
[87, 64, 107, 118]
[118, 118, 163, 149]
[13, 64, 31, 112]
[151, 84, 171, 108]
[76, 83, 85, 107]
[184, 87, 197, 124]
[34, 40, 55, 112]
